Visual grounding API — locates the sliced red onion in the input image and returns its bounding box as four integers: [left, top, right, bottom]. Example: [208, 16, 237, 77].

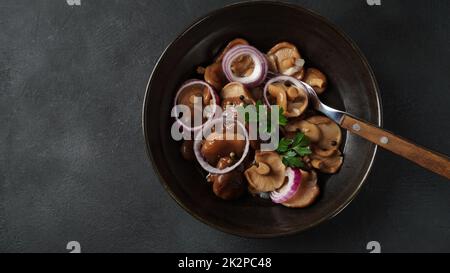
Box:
[193, 118, 250, 175]
[263, 75, 305, 106]
[270, 168, 302, 203]
[173, 80, 219, 132]
[222, 45, 268, 88]
[281, 58, 305, 76]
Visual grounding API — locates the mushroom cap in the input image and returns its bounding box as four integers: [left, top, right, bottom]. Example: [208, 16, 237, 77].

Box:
[177, 83, 208, 106]
[230, 54, 255, 77]
[177, 83, 211, 121]
[311, 145, 339, 157]
[200, 132, 246, 166]
[285, 120, 322, 143]
[210, 157, 246, 200]
[215, 38, 249, 63]
[244, 151, 286, 192]
[221, 82, 252, 99]
[267, 42, 302, 74]
[306, 116, 342, 151]
[304, 68, 327, 94]
[204, 38, 250, 91]
[204, 62, 227, 91]
[311, 150, 343, 174]
[221, 82, 255, 108]
[267, 82, 308, 118]
[282, 170, 320, 208]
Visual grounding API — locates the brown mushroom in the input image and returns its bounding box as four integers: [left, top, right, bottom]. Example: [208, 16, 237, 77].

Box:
[306, 116, 342, 151]
[230, 54, 255, 77]
[215, 38, 249, 63]
[267, 42, 305, 77]
[204, 38, 249, 90]
[204, 62, 227, 91]
[267, 83, 308, 118]
[200, 132, 246, 166]
[282, 170, 320, 208]
[221, 82, 255, 108]
[304, 68, 327, 94]
[244, 151, 286, 192]
[209, 157, 246, 200]
[310, 150, 343, 174]
[177, 84, 212, 122]
[311, 145, 339, 157]
[284, 120, 322, 143]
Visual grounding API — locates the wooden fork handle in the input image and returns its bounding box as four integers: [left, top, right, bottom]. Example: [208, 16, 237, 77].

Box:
[341, 114, 450, 179]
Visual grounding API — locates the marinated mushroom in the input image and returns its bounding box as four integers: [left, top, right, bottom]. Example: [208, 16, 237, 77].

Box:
[204, 62, 227, 91]
[200, 132, 246, 166]
[267, 42, 305, 79]
[209, 157, 246, 200]
[310, 150, 343, 174]
[304, 68, 327, 94]
[311, 145, 339, 157]
[230, 54, 255, 77]
[204, 38, 250, 90]
[306, 116, 342, 151]
[221, 82, 255, 108]
[267, 82, 308, 117]
[244, 151, 286, 192]
[215, 38, 249, 63]
[284, 120, 322, 143]
[177, 83, 213, 123]
[282, 170, 320, 208]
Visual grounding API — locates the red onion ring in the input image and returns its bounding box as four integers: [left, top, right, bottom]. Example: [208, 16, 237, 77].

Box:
[193, 118, 250, 175]
[222, 45, 268, 88]
[270, 167, 302, 203]
[263, 75, 305, 106]
[173, 80, 219, 132]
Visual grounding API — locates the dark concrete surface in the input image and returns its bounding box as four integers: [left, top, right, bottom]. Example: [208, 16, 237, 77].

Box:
[0, 0, 449, 252]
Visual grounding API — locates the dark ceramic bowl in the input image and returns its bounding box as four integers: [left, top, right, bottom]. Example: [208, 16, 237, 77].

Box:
[142, 1, 382, 238]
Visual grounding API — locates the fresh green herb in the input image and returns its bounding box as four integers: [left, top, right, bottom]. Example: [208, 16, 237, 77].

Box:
[282, 156, 305, 168]
[243, 100, 288, 132]
[278, 107, 288, 126]
[292, 132, 305, 147]
[276, 132, 311, 168]
[276, 138, 293, 153]
[245, 100, 262, 123]
[292, 145, 312, 156]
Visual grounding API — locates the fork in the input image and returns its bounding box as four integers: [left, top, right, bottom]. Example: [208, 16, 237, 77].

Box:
[301, 82, 450, 179]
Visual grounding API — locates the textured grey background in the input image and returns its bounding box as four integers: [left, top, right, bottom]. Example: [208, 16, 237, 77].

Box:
[0, 0, 449, 253]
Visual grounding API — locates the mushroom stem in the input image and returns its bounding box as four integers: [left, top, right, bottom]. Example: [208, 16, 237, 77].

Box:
[267, 84, 287, 112]
[286, 86, 300, 101]
[256, 162, 271, 175]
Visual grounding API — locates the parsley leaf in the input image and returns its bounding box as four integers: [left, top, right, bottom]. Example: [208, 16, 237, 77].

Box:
[292, 145, 312, 156]
[282, 156, 305, 168]
[276, 138, 293, 153]
[279, 107, 288, 126]
[242, 100, 288, 133]
[276, 132, 312, 169]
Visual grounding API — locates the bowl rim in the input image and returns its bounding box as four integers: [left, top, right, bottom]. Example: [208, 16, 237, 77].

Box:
[142, 0, 383, 238]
